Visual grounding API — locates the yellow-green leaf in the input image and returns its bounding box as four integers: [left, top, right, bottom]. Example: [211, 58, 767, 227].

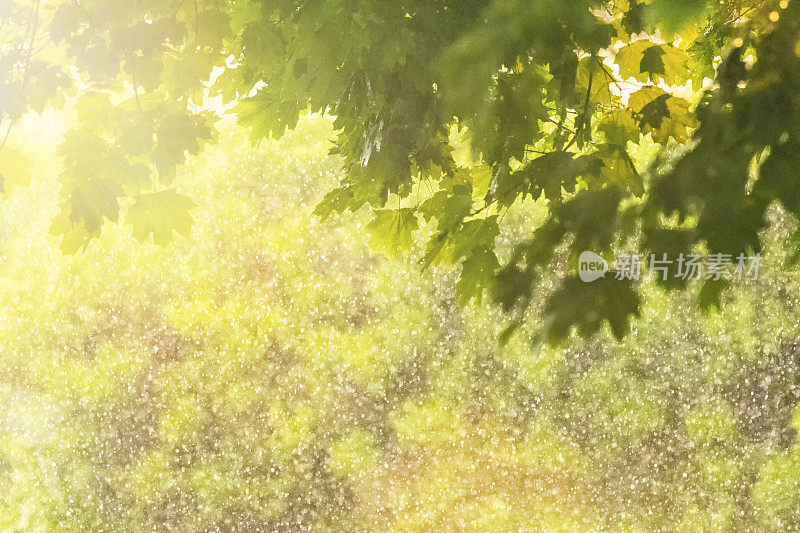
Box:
[456, 246, 499, 305]
[629, 86, 696, 144]
[576, 56, 618, 107]
[126, 189, 196, 246]
[616, 41, 689, 85]
[365, 208, 419, 257]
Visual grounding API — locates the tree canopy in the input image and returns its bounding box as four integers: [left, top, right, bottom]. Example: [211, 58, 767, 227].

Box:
[1, 0, 799, 343]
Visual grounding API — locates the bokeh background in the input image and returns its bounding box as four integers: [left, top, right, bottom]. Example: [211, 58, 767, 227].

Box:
[2, 108, 800, 531]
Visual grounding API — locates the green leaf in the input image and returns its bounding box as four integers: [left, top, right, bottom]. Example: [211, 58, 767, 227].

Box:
[195, 9, 231, 47]
[598, 110, 640, 145]
[620, 0, 646, 36]
[616, 41, 689, 85]
[500, 151, 602, 206]
[54, 129, 151, 234]
[560, 187, 623, 252]
[491, 221, 565, 313]
[456, 246, 500, 305]
[313, 187, 356, 220]
[642, 0, 709, 36]
[498, 321, 522, 347]
[639, 45, 667, 79]
[422, 213, 499, 270]
[616, 40, 656, 81]
[448, 216, 500, 264]
[539, 276, 640, 344]
[160, 49, 218, 100]
[699, 278, 729, 311]
[754, 140, 800, 213]
[365, 208, 419, 257]
[629, 87, 696, 144]
[475, 65, 550, 164]
[75, 93, 116, 130]
[418, 184, 473, 232]
[234, 88, 303, 143]
[493, 264, 535, 313]
[421, 231, 449, 271]
[596, 145, 643, 196]
[67, 177, 123, 231]
[575, 56, 617, 106]
[126, 189, 196, 246]
[152, 113, 215, 178]
[687, 28, 721, 85]
[49, 205, 94, 254]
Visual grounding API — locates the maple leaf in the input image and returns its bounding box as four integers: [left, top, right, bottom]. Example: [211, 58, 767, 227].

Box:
[456, 246, 499, 305]
[596, 145, 643, 196]
[629, 87, 696, 144]
[152, 113, 215, 178]
[575, 56, 618, 107]
[365, 208, 419, 257]
[418, 185, 473, 232]
[234, 87, 304, 143]
[126, 189, 196, 246]
[49, 205, 95, 254]
[501, 151, 602, 206]
[448, 216, 500, 265]
[538, 276, 640, 344]
[313, 187, 356, 220]
[616, 41, 689, 85]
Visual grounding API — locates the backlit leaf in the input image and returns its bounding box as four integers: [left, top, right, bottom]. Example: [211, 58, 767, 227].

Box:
[456, 246, 499, 305]
[365, 208, 419, 257]
[126, 189, 196, 246]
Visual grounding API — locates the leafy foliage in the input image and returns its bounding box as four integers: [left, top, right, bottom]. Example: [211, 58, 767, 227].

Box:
[1, 0, 798, 342]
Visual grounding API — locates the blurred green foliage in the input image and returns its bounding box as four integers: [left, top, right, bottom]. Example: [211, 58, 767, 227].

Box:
[2, 114, 800, 531]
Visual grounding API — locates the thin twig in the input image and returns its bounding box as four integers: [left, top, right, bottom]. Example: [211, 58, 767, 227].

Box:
[0, 121, 13, 156]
